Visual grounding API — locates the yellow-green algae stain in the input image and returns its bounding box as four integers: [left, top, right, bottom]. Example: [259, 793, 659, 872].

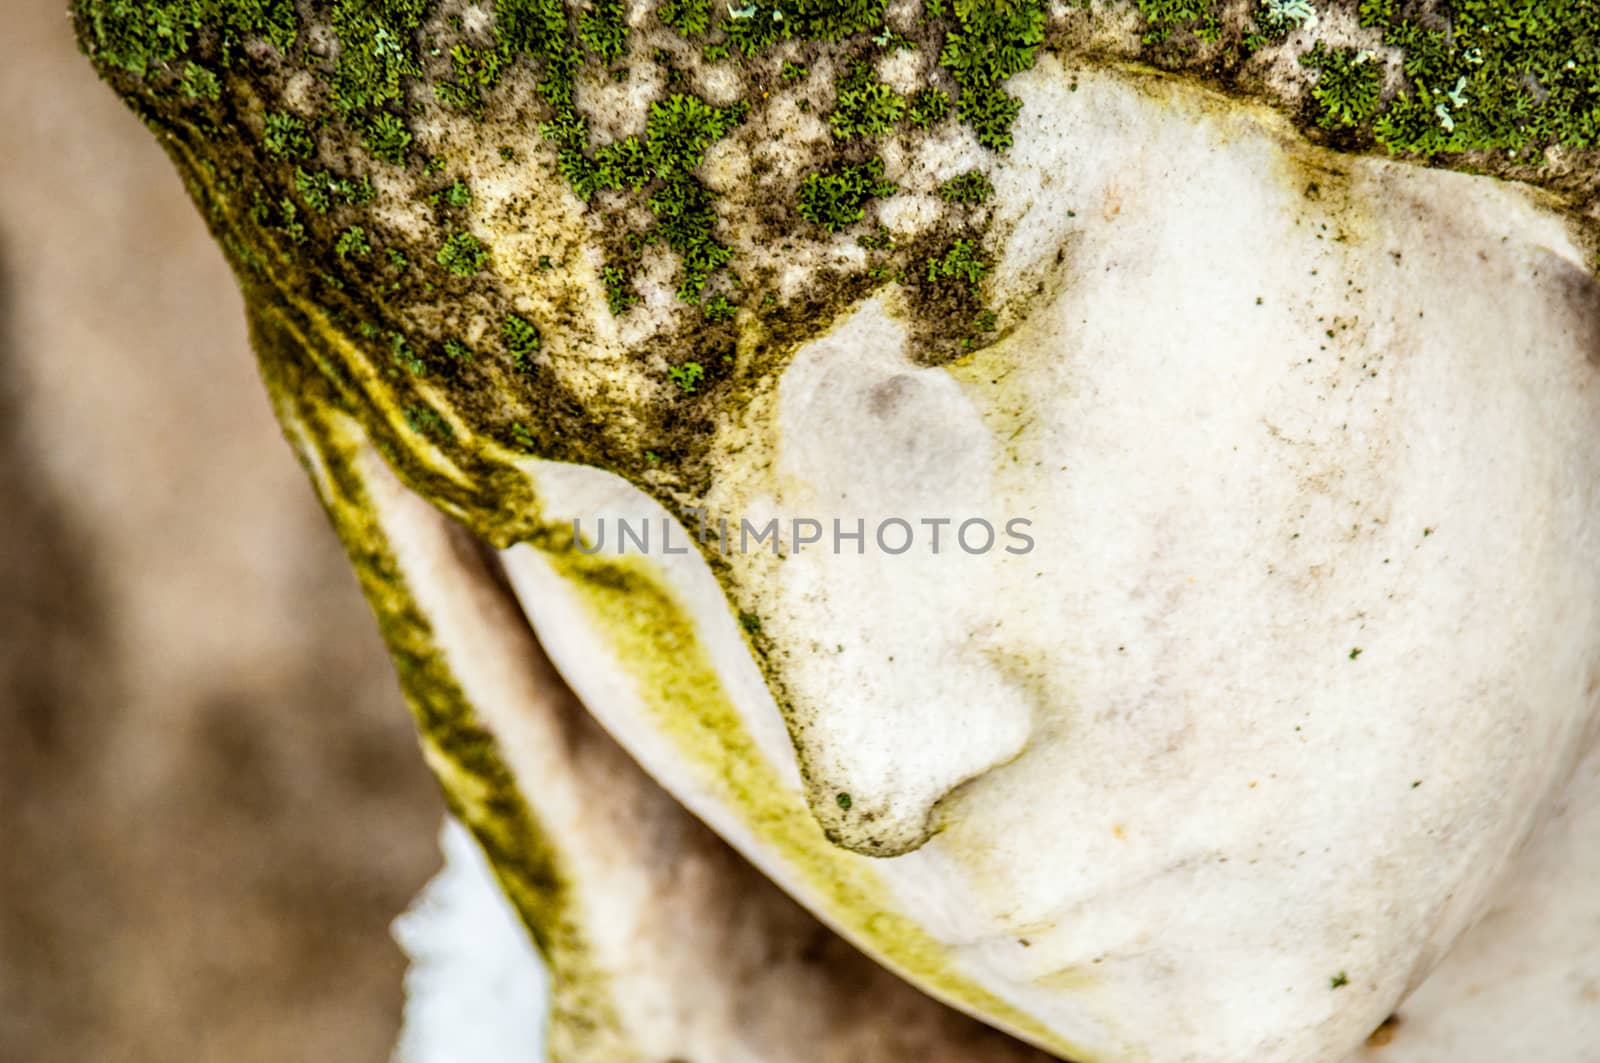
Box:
[528, 522, 1097, 1063]
[253, 307, 638, 1063]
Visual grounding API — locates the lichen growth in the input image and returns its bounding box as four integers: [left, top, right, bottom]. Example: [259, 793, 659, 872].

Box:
[335, 225, 373, 258]
[579, 0, 630, 59]
[1133, 0, 1221, 44]
[933, 0, 1048, 150]
[927, 237, 990, 291]
[502, 312, 542, 371]
[436, 231, 490, 276]
[905, 86, 952, 128]
[77, 0, 297, 76]
[362, 111, 415, 164]
[828, 59, 908, 139]
[295, 167, 375, 213]
[1128, 0, 1600, 162]
[938, 170, 995, 204]
[797, 157, 899, 232]
[69, 5, 1598, 1054]
[179, 62, 221, 101]
[262, 111, 314, 162]
[667, 361, 706, 393]
[1301, 43, 1383, 131]
[1360, 0, 1600, 156]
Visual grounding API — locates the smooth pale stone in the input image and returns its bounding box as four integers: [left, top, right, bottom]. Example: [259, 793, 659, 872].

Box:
[352, 425, 1055, 1063]
[499, 61, 1600, 1063]
[394, 755, 1600, 1063]
[393, 820, 549, 1063]
[1341, 743, 1600, 1061]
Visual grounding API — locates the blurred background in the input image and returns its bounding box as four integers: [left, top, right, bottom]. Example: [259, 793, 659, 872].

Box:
[0, 4, 445, 1060]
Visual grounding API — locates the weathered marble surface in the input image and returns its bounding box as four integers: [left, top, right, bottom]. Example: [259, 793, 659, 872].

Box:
[70, 1, 1600, 1060]
[498, 64, 1600, 1063]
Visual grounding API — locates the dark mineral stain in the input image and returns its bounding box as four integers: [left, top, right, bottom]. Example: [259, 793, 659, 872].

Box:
[868, 374, 918, 418]
[1365, 1012, 1402, 1048]
[1533, 248, 1600, 368]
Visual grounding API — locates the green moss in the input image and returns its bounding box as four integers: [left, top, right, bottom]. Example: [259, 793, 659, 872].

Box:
[603, 265, 639, 316]
[829, 59, 907, 139]
[295, 168, 375, 213]
[703, 293, 739, 322]
[580, 0, 630, 60]
[85, 0, 1050, 369]
[179, 61, 221, 101]
[437, 43, 513, 120]
[329, 0, 427, 113]
[1133, 0, 1221, 43]
[444, 338, 475, 362]
[1128, 0, 1600, 158]
[859, 225, 896, 250]
[797, 157, 898, 232]
[905, 86, 951, 128]
[653, 177, 736, 301]
[502, 312, 542, 370]
[495, 0, 584, 117]
[586, 136, 647, 194]
[77, 0, 296, 77]
[87, 0, 1598, 480]
[436, 231, 490, 276]
[659, 0, 712, 36]
[323, 1, 432, 160]
[938, 170, 993, 203]
[873, 26, 917, 51]
[362, 112, 414, 164]
[262, 195, 308, 245]
[646, 92, 748, 172]
[438, 179, 474, 209]
[554, 92, 746, 302]
[404, 402, 454, 439]
[390, 331, 426, 374]
[667, 361, 706, 393]
[714, 0, 885, 57]
[1301, 44, 1383, 131]
[1359, 0, 1600, 155]
[335, 225, 373, 258]
[262, 111, 314, 161]
[935, 0, 1047, 150]
[927, 237, 989, 291]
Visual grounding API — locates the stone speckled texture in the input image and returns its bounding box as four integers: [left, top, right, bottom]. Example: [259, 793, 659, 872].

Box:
[62, 2, 1600, 1061]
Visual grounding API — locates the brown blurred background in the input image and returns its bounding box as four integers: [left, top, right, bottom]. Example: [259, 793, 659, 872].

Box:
[0, 5, 445, 1061]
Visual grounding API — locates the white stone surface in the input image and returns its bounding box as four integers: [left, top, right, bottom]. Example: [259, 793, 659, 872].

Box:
[497, 60, 1600, 1063]
[393, 820, 548, 1063]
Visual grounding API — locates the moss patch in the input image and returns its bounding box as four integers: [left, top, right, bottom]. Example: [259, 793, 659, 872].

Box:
[77, 0, 297, 76]
[797, 157, 899, 232]
[436, 231, 491, 276]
